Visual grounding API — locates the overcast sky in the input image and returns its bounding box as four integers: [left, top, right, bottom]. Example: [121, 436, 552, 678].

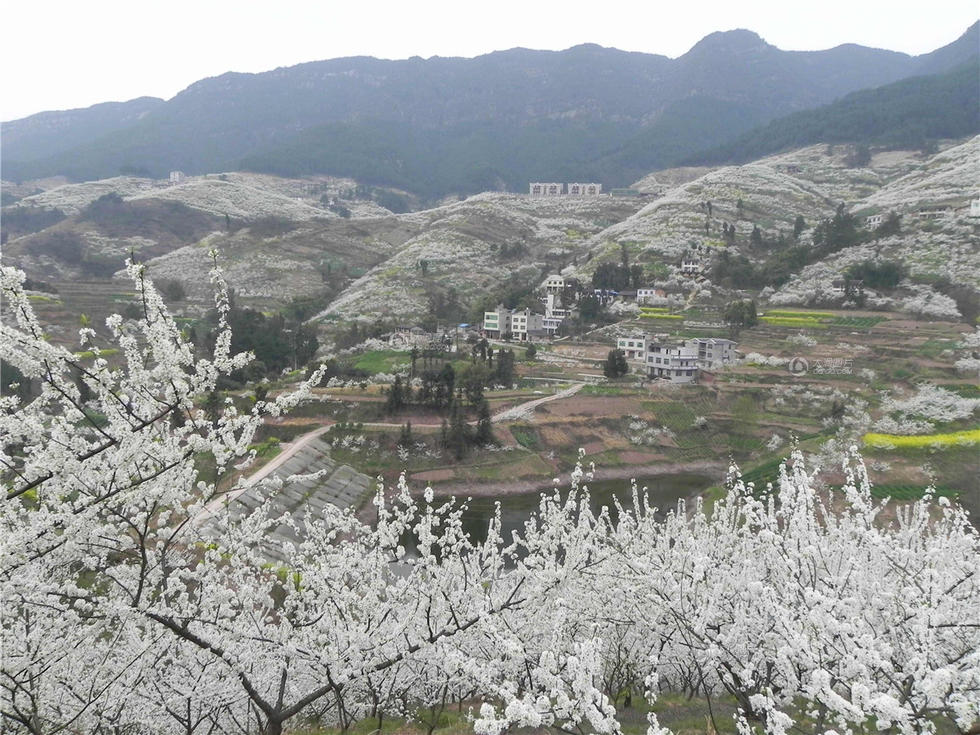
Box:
[2, 0, 977, 121]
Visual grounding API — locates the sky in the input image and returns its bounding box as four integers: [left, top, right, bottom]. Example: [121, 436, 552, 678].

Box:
[2, 0, 977, 121]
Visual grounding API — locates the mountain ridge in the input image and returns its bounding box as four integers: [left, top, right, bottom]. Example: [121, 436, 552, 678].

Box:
[2, 23, 977, 198]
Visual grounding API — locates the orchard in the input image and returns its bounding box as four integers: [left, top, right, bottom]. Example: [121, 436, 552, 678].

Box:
[2, 262, 978, 735]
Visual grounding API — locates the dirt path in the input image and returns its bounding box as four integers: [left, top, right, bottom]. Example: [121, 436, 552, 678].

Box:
[318, 382, 587, 430]
[192, 425, 330, 526]
[491, 382, 585, 423]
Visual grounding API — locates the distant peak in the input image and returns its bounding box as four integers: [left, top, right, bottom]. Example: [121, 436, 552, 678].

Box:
[685, 29, 770, 56]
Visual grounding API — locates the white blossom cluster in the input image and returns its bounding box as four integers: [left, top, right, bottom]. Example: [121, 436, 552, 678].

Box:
[3, 264, 980, 735]
[874, 384, 980, 435]
[321, 193, 642, 323]
[743, 352, 789, 367]
[626, 415, 674, 446]
[128, 178, 330, 221]
[14, 176, 162, 215]
[861, 137, 980, 211]
[900, 282, 963, 320]
[786, 332, 817, 347]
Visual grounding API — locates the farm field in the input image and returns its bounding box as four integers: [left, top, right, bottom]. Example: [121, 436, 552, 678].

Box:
[238, 303, 978, 524]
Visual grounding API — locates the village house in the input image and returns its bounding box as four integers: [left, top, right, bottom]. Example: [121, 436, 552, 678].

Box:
[865, 214, 883, 229]
[636, 287, 667, 304]
[916, 205, 952, 220]
[831, 278, 863, 296]
[680, 256, 702, 275]
[541, 274, 566, 294]
[646, 340, 699, 384]
[632, 335, 739, 383]
[483, 305, 546, 341]
[616, 335, 647, 361]
[386, 326, 427, 348]
[689, 337, 737, 368]
[541, 293, 571, 319]
[970, 197, 980, 218]
[540, 293, 569, 335]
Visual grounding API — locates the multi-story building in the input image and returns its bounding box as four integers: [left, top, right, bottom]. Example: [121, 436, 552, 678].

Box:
[646, 341, 699, 383]
[542, 274, 566, 294]
[688, 338, 737, 368]
[916, 205, 952, 220]
[567, 183, 602, 196]
[617, 336, 647, 361]
[680, 256, 702, 275]
[639, 336, 738, 382]
[529, 183, 564, 197]
[483, 308, 503, 336]
[483, 305, 545, 341]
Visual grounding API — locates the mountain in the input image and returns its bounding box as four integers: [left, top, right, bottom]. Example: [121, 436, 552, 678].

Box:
[2, 24, 977, 198]
[911, 20, 979, 75]
[685, 58, 980, 165]
[1, 97, 164, 163]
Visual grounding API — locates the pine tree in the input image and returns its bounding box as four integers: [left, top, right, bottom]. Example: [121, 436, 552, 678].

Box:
[475, 400, 494, 445]
[398, 421, 413, 447]
[603, 349, 629, 379]
[793, 215, 806, 240]
[385, 375, 405, 414]
[448, 399, 468, 460]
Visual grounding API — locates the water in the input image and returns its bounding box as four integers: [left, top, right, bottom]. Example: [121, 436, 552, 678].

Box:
[445, 472, 717, 544]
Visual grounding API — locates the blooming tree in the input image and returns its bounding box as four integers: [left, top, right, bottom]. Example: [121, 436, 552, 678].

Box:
[3, 261, 979, 735]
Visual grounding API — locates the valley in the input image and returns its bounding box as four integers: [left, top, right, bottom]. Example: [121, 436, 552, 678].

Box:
[6, 137, 976, 526]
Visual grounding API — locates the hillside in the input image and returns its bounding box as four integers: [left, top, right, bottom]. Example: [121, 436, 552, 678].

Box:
[572, 137, 979, 297]
[314, 193, 645, 323]
[303, 137, 978, 328]
[0, 97, 163, 162]
[688, 58, 980, 165]
[0, 172, 406, 282]
[4, 137, 976, 346]
[3, 23, 977, 198]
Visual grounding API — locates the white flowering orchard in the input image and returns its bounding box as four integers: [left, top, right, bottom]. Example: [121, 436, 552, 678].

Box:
[2, 262, 979, 735]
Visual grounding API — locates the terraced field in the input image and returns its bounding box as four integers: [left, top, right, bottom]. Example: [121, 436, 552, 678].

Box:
[219, 436, 373, 562]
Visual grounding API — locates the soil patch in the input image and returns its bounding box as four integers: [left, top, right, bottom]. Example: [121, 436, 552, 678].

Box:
[411, 468, 456, 483]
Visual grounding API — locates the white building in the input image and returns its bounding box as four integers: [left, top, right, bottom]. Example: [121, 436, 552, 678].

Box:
[529, 183, 564, 197]
[636, 287, 666, 304]
[483, 309, 503, 336]
[169, 171, 186, 185]
[541, 293, 570, 318]
[865, 214, 883, 229]
[970, 198, 980, 218]
[646, 341, 699, 383]
[689, 338, 737, 368]
[641, 336, 737, 382]
[916, 205, 951, 220]
[680, 257, 702, 275]
[617, 336, 647, 361]
[542, 274, 566, 294]
[567, 183, 602, 196]
[483, 305, 544, 341]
